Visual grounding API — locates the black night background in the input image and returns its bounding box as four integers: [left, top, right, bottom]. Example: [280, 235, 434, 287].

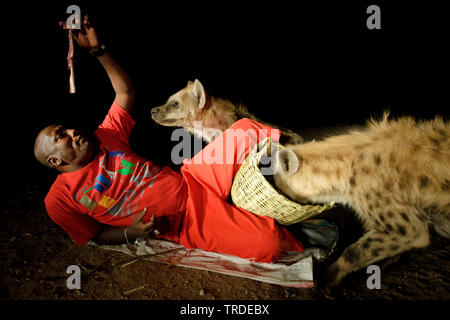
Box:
[0, 0, 449, 308]
[5, 1, 449, 184]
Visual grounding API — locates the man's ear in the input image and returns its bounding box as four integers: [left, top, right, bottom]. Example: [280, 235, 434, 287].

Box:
[193, 79, 206, 109]
[47, 155, 62, 168]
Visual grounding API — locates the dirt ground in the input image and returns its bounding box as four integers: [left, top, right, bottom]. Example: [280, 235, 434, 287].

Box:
[1, 126, 449, 302]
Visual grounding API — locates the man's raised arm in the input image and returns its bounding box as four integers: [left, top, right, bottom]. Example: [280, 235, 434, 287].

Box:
[97, 52, 135, 113]
[60, 14, 136, 114]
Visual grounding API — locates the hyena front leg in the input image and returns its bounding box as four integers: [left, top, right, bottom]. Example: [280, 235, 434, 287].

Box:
[324, 217, 430, 286]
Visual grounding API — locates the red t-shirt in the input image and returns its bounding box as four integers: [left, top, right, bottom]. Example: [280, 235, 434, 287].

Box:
[45, 103, 304, 263]
[45, 102, 188, 246]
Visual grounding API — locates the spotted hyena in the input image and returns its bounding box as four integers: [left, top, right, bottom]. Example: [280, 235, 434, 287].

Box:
[150, 79, 303, 144]
[272, 113, 450, 286]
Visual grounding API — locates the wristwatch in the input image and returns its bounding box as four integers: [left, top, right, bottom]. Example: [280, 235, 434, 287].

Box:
[89, 44, 106, 57]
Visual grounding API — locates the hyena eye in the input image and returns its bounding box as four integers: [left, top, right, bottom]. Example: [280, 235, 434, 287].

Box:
[172, 101, 179, 108]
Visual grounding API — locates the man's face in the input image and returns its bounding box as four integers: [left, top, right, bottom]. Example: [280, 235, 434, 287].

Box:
[39, 124, 95, 169]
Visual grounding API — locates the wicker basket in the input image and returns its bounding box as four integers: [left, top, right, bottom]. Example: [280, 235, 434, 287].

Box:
[231, 138, 334, 225]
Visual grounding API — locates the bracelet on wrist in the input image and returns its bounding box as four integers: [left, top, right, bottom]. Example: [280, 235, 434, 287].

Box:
[89, 44, 106, 57]
[124, 227, 130, 245]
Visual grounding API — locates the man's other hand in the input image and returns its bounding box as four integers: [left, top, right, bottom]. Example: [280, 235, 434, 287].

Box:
[128, 208, 158, 240]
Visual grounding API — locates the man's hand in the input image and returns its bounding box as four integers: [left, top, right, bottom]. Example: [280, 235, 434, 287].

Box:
[59, 12, 135, 113]
[127, 208, 158, 240]
[59, 14, 99, 49]
[94, 209, 157, 245]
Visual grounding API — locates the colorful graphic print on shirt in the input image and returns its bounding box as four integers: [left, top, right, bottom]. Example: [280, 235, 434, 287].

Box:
[73, 149, 160, 218]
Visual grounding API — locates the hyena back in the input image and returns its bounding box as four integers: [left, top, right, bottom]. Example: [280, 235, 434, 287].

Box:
[273, 113, 450, 286]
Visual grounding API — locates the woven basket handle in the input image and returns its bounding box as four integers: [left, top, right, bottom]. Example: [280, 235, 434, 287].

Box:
[267, 138, 272, 157]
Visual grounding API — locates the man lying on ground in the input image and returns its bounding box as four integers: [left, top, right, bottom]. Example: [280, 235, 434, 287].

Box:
[34, 15, 308, 263]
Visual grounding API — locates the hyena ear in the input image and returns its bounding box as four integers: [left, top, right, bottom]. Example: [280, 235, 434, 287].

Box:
[193, 79, 206, 109]
[274, 148, 300, 176]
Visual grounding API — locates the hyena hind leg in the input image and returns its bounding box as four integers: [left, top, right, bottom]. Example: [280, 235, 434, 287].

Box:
[324, 225, 430, 286]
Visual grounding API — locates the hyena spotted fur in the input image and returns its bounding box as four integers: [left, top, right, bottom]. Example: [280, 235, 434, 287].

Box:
[272, 113, 450, 286]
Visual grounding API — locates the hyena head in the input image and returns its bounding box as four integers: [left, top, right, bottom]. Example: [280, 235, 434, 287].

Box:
[151, 79, 206, 127]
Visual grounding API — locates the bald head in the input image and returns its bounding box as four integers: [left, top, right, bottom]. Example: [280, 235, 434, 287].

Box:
[34, 125, 58, 167]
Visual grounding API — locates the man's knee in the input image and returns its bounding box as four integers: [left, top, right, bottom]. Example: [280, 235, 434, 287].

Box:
[229, 118, 254, 130]
[229, 118, 279, 144]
